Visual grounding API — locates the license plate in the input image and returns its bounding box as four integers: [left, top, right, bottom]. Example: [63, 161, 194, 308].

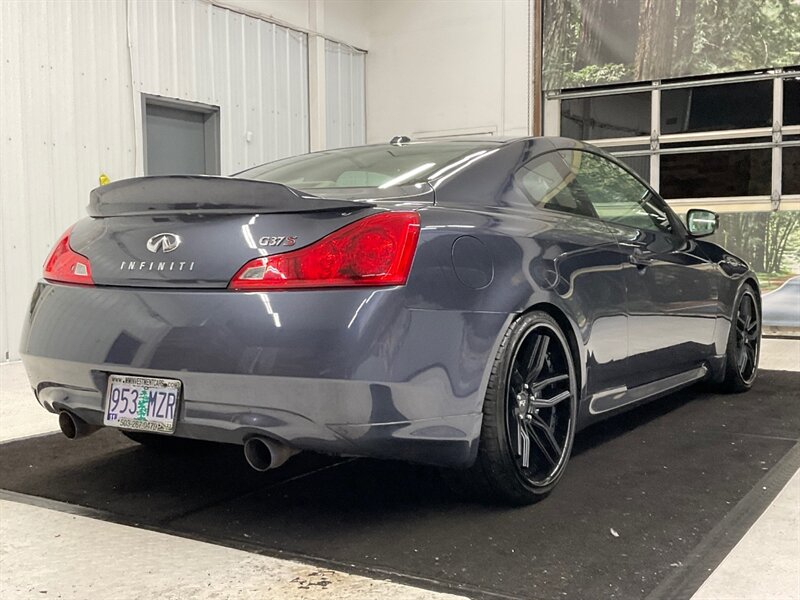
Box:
[104, 375, 181, 434]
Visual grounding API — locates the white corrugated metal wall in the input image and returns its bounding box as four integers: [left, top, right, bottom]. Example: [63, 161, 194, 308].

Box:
[325, 40, 366, 149]
[130, 0, 310, 173]
[0, 0, 365, 362]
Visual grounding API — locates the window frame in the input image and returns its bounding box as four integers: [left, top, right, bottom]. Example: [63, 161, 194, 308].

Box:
[515, 147, 688, 237]
[543, 68, 800, 215]
[513, 150, 599, 220]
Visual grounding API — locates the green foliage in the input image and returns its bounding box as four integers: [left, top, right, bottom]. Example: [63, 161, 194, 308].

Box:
[716, 211, 800, 276]
[688, 0, 800, 76]
[543, 0, 800, 90]
[562, 64, 631, 87]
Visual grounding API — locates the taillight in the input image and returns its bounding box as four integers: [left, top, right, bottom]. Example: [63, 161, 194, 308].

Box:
[43, 227, 94, 285]
[229, 211, 420, 290]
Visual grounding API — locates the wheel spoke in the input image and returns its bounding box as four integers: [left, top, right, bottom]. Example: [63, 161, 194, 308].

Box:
[524, 336, 543, 372]
[530, 389, 571, 408]
[737, 346, 748, 372]
[529, 415, 562, 465]
[525, 336, 550, 385]
[510, 366, 525, 393]
[737, 314, 747, 330]
[533, 416, 562, 454]
[524, 420, 559, 467]
[742, 295, 753, 319]
[529, 374, 569, 393]
[744, 345, 756, 373]
[742, 297, 757, 333]
[547, 407, 557, 429]
[517, 418, 531, 468]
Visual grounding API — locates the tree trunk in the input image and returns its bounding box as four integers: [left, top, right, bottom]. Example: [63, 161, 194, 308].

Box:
[543, 0, 573, 89]
[764, 212, 800, 274]
[634, 0, 676, 81]
[674, 0, 697, 76]
[575, 0, 605, 69]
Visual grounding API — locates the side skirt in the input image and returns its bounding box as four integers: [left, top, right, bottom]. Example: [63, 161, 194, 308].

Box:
[588, 364, 709, 416]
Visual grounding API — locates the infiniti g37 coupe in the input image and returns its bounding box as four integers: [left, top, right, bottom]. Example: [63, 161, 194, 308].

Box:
[20, 137, 761, 504]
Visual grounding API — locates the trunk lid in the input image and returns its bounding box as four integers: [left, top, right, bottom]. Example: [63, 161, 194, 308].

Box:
[88, 175, 374, 217]
[72, 176, 432, 288]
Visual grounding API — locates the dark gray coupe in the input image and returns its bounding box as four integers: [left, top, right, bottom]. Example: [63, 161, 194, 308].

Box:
[20, 137, 760, 504]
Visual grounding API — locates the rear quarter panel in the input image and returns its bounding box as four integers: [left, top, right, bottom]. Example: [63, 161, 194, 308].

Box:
[411, 141, 631, 417]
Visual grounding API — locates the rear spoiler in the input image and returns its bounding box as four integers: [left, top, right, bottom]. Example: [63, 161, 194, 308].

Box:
[88, 175, 374, 217]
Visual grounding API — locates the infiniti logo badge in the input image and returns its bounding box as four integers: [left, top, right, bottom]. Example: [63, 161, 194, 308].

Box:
[146, 233, 181, 253]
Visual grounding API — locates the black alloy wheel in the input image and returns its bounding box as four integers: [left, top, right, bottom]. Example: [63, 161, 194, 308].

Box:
[452, 311, 578, 505]
[733, 288, 760, 385]
[505, 321, 575, 487]
[721, 285, 760, 392]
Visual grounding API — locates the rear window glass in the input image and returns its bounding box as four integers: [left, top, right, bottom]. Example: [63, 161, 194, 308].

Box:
[236, 143, 498, 190]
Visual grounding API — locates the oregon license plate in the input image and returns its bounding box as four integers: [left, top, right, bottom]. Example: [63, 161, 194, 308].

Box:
[104, 375, 181, 433]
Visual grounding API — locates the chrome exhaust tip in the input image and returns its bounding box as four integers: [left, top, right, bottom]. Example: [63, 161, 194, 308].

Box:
[58, 411, 98, 440]
[243, 436, 296, 471]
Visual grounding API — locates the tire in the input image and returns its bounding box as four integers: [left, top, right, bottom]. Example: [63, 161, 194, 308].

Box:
[719, 284, 761, 393]
[448, 311, 579, 505]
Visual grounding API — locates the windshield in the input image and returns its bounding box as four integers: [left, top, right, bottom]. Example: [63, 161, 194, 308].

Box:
[235, 142, 499, 190]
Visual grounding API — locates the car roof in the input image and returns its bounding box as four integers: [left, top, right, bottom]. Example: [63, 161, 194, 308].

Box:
[362, 136, 587, 152]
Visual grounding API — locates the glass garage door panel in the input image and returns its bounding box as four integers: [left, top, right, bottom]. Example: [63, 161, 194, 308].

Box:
[660, 137, 772, 150]
[784, 147, 800, 195]
[560, 92, 650, 140]
[616, 155, 650, 180]
[660, 149, 771, 199]
[785, 78, 800, 126]
[660, 80, 772, 134]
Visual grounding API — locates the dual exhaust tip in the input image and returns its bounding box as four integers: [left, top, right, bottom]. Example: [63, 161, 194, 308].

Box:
[58, 411, 98, 440]
[58, 410, 295, 472]
[243, 436, 297, 471]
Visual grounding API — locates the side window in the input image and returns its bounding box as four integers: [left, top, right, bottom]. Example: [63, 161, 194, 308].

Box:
[514, 153, 598, 219]
[561, 150, 673, 233]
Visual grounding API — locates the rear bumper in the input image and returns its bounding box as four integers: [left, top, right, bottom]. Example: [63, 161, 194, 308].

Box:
[20, 282, 509, 467]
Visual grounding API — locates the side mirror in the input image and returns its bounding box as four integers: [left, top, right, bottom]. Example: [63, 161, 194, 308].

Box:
[686, 209, 719, 237]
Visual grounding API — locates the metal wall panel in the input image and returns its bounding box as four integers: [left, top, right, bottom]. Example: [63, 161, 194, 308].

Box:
[325, 40, 366, 149]
[132, 0, 309, 173]
[0, 0, 309, 361]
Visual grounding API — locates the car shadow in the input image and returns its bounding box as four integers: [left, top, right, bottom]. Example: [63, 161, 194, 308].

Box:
[2, 375, 794, 600]
[0, 381, 736, 517]
[571, 382, 703, 456]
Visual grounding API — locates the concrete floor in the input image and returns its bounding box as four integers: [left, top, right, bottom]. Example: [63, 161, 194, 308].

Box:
[0, 499, 465, 600]
[1, 339, 798, 599]
[693, 469, 800, 600]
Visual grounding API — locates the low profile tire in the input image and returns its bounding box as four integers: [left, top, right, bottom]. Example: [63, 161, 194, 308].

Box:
[720, 284, 761, 393]
[451, 311, 578, 505]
